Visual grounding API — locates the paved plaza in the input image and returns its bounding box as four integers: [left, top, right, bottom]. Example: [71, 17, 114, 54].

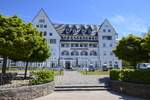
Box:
[35, 91, 145, 100]
[35, 71, 146, 100]
[55, 71, 109, 86]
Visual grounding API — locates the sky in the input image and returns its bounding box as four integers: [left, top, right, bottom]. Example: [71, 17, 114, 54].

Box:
[0, 0, 150, 38]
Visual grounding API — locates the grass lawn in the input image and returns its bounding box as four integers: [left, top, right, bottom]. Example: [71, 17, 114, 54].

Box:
[80, 70, 109, 75]
[54, 70, 64, 75]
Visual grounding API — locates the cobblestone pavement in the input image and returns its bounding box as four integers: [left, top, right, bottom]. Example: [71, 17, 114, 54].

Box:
[55, 71, 109, 86]
[35, 91, 145, 100]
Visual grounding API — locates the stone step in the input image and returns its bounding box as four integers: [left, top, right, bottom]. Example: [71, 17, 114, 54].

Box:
[55, 86, 110, 91]
[55, 85, 108, 88]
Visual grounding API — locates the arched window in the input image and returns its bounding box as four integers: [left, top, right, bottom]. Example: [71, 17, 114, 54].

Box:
[90, 51, 97, 56]
[71, 51, 79, 56]
[80, 51, 88, 56]
[61, 51, 69, 56]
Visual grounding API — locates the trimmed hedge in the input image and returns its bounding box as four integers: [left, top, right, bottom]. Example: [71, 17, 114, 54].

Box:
[110, 69, 150, 84]
[30, 70, 54, 85]
[109, 69, 121, 80]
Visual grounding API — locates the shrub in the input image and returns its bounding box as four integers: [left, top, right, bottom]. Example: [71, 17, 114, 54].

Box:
[30, 70, 54, 85]
[110, 69, 150, 84]
[119, 69, 135, 82]
[110, 69, 121, 80]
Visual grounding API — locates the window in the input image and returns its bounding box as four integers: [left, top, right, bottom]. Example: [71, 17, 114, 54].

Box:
[80, 44, 83, 47]
[102, 36, 112, 40]
[61, 51, 69, 56]
[72, 29, 76, 33]
[104, 51, 106, 56]
[71, 43, 78, 47]
[39, 19, 45, 23]
[83, 44, 88, 47]
[61, 43, 69, 47]
[110, 44, 112, 47]
[108, 29, 111, 32]
[103, 29, 106, 32]
[71, 51, 79, 56]
[49, 33, 52, 36]
[90, 51, 97, 56]
[50, 39, 56, 44]
[80, 43, 88, 47]
[36, 25, 39, 28]
[110, 52, 113, 55]
[44, 25, 47, 28]
[81, 29, 86, 34]
[89, 43, 97, 47]
[44, 31, 47, 36]
[66, 28, 70, 33]
[61, 44, 64, 47]
[80, 51, 88, 56]
[103, 43, 106, 47]
[109, 61, 112, 66]
[40, 24, 43, 28]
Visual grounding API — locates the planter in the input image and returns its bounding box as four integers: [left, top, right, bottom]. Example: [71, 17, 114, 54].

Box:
[0, 81, 54, 100]
[109, 80, 150, 99]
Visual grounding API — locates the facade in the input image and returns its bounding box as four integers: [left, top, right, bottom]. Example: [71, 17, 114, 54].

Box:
[17, 9, 122, 69]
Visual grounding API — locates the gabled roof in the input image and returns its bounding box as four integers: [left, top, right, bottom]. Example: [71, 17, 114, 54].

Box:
[32, 9, 116, 36]
[53, 23, 100, 36]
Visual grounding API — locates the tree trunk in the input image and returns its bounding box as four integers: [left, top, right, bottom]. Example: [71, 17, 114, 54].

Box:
[24, 61, 29, 79]
[2, 56, 7, 74]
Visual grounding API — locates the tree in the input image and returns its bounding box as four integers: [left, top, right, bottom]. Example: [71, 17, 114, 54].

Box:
[0, 15, 33, 74]
[0, 14, 50, 74]
[113, 34, 147, 68]
[23, 32, 50, 78]
[9, 23, 50, 78]
[142, 30, 150, 61]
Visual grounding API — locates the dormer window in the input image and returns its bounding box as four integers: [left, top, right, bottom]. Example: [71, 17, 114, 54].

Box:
[72, 29, 76, 33]
[39, 19, 45, 23]
[72, 25, 77, 34]
[81, 29, 86, 34]
[66, 28, 70, 33]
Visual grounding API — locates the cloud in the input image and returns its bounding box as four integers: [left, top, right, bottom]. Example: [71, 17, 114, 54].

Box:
[110, 15, 148, 37]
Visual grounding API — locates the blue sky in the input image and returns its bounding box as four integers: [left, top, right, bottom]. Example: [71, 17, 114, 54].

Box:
[0, 0, 150, 37]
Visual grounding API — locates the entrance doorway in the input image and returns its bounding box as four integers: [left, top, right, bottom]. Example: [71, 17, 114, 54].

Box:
[65, 61, 71, 69]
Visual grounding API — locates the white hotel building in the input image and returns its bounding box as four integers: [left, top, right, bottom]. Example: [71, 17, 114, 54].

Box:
[17, 9, 122, 69]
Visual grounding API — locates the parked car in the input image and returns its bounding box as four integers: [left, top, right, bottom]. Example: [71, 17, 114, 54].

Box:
[88, 65, 96, 71]
[82, 65, 96, 71]
[102, 64, 108, 71]
[136, 63, 150, 69]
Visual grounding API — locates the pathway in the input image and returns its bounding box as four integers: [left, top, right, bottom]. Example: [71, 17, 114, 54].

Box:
[55, 71, 109, 86]
[35, 91, 145, 100]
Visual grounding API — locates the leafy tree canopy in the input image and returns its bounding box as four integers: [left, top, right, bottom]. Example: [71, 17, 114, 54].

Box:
[113, 34, 148, 67]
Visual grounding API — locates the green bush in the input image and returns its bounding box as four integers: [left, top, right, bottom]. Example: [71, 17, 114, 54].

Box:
[110, 69, 150, 84]
[110, 69, 121, 80]
[30, 70, 54, 85]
